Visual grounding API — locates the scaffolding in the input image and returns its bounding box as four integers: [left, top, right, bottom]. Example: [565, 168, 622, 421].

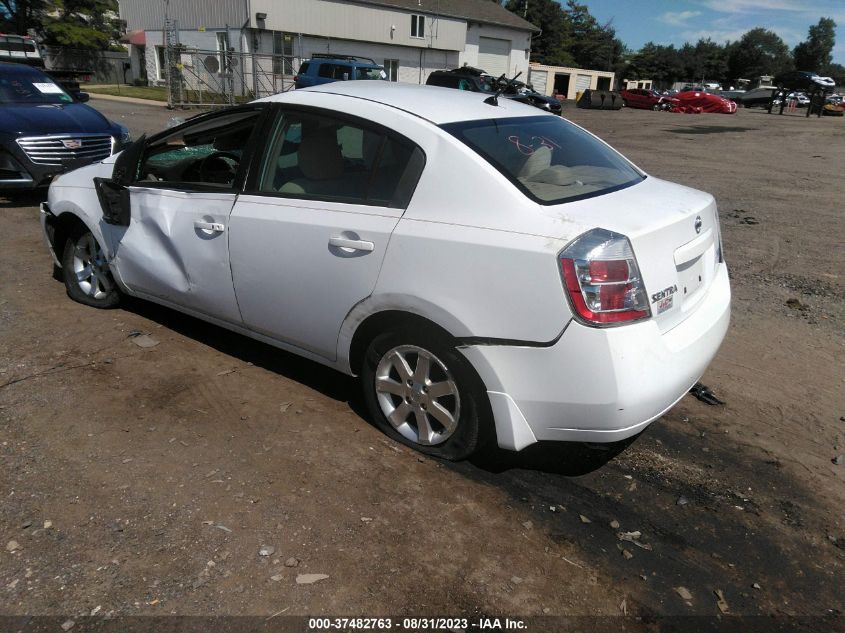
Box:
[163, 25, 297, 108]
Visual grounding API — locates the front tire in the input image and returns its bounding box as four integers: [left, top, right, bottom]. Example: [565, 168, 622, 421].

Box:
[61, 224, 120, 308]
[361, 328, 491, 460]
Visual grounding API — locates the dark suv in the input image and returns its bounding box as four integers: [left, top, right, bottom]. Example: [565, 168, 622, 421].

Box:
[295, 55, 386, 89]
[0, 62, 130, 190]
[426, 67, 562, 115]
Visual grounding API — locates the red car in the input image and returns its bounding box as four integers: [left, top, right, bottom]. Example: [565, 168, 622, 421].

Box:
[620, 88, 676, 110]
[673, 91, 737, 114]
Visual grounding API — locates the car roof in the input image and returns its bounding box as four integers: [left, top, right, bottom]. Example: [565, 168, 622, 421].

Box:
[308, 57, 380, 68]
[258, 81, 545, 125]
[0, 61, 48, 76]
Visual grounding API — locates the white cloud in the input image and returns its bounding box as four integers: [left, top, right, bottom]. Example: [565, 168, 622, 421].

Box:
[698, 0, 807, 13]
[659, 10, 702, 26]
[676, 28, 750, 44]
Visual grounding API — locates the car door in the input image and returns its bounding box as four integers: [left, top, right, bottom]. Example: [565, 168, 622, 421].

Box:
[228, 106, 425, 360]
[97, 105, 269, 324]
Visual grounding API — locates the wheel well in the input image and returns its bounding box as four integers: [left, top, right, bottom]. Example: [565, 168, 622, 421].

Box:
[51, 213, 88, 264]
[348, 310, 456, 375]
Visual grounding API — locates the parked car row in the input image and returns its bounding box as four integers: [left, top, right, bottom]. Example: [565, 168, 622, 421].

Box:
[619, 87, 737, 114]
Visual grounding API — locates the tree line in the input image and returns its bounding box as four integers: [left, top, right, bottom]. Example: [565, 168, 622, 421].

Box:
[503, 0, 842, 87]
[1, 0, 123, 50]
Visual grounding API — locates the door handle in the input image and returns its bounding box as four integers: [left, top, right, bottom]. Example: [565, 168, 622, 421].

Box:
[194, 221, 225, 233]
[329, 236, 374, 252]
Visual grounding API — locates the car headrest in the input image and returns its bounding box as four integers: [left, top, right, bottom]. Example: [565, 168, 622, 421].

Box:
[298, 127, 343, 181]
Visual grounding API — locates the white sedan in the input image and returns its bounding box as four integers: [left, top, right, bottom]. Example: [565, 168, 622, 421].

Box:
[41, 82, 730, 461]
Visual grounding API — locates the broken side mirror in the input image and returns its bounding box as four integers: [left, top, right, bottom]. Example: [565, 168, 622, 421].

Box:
[94, 134, 146, 226]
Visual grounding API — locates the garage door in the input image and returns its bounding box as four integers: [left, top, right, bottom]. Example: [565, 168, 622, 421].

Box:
[576, 74, 591, 92]
[529, 69, 548, 95]
[478, 36, 511, 77]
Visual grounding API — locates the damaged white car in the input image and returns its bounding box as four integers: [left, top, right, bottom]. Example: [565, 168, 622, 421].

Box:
[41, 82, 730, 461]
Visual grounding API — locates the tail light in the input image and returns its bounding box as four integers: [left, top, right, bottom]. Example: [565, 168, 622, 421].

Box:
[559, 228, 651, 326]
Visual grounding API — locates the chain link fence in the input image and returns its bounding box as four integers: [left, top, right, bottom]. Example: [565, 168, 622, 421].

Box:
[164, 44, 297, 108]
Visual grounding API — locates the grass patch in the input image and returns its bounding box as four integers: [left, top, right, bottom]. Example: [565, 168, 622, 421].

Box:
[83, 84, 254, 105]
[83, 85, 169, 101]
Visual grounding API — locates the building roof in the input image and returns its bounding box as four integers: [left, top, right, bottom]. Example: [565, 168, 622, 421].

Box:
[355, 0, 538, 32]
[258, 81, 545, 125]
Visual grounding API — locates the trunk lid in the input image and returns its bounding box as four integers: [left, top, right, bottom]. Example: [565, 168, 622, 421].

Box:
[542, 176, 721, 332]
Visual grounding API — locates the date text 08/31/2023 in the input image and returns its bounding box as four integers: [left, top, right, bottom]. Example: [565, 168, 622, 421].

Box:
[308, 617, 528, 630]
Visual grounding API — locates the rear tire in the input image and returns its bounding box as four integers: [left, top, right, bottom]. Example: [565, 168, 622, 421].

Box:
[61, 224, 120, 308]
[361, 327, 492, 461]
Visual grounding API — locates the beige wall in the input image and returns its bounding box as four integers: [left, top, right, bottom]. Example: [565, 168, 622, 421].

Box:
[624, 79, 653, 90]
[460, 23, 531, 78]
[528, 64, 615, 100]
[251, 0, 466, 51]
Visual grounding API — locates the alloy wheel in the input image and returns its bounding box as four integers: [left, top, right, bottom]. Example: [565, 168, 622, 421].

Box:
[71, 232, 112, 300]
[374, 345, 460, 446]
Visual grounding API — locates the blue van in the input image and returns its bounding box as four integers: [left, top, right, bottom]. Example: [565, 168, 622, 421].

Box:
[295, 55, 387, 89]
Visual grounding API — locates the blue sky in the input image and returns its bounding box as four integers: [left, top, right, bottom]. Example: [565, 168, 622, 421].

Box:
[583, 0, 845, 64]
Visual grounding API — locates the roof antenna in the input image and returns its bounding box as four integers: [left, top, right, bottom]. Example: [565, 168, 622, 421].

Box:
[485, 71, 522, 106]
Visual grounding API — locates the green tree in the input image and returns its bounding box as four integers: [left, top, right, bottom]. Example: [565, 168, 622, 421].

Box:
[0, 0, 49, 35]
[505, 0, 574, 66]
[0, 0, 121, 49]
[504, 0, 623, 70]
[43, 0, 123, 49]
[563, 0, 622, 71]
[727, 28, 792, 81]
[694, 37, 730, 83]
[626, 42, 684, 86]
[793, 17, 836, 72]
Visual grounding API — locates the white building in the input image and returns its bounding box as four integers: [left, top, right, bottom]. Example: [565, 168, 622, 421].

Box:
[527, 63, 615, 101]
[119, 0, 537, 87]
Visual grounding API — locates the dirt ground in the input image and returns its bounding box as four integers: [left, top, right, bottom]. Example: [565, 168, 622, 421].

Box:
[1, 97, 843, 626]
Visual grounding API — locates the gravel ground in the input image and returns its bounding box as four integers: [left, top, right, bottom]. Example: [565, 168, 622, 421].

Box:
[0, 96, 843, 625]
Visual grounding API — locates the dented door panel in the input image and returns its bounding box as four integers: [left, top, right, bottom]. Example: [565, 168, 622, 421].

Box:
[113, 186, 242, 324]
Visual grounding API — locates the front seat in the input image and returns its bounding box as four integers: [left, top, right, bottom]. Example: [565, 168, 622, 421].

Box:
[278, 126, 350, 196]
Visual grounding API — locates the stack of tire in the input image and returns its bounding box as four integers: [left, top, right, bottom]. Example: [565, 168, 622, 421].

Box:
[576, 89, 624, 110]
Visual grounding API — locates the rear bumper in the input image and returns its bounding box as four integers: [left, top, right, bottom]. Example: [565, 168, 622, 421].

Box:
[461, 263, 731, 450]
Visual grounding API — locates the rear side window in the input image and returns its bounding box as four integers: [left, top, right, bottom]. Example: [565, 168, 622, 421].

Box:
[442, 115, 644, 205]
[428, 75, 458, 88]
[298, 61, 310, 75]
[257, 110, 425, 208]
[317, 63, 335, 78]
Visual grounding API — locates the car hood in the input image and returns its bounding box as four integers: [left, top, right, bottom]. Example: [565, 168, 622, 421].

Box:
[0, 102, 114, 136]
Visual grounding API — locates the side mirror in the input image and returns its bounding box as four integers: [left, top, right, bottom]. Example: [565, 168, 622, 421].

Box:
[75, 92, 90, 103]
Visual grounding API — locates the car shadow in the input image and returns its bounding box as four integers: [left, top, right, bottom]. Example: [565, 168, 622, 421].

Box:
[447, 415, 843, 617]
[120, 295, 361, 410]
[470, 436, 640, 476]
[111, 294, 645, 478]
[0, 190, 45, 208]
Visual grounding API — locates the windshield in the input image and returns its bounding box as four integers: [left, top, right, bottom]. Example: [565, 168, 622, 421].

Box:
[478, 76, 496, 93]
[356, 67, 387, 80]
[443, 115, 644, 205]
[0, 68, 72, 105]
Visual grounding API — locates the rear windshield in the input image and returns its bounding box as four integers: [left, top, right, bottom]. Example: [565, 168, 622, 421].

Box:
[356, 66, 386, 80]
[442, 115, 644, 205]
